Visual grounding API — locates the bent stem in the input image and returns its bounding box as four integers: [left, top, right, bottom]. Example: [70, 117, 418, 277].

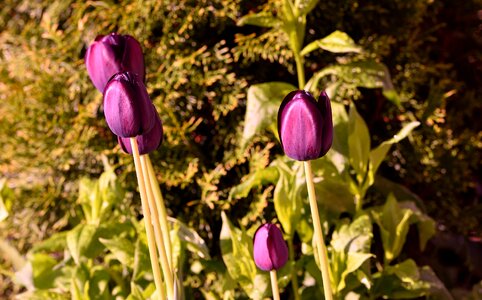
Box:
[145, 155, 173, 269]
[303, 161, 333, 300]
[129, 138, 165, 300]
[270, 270, 281, 300]
[140, 154, 174, 299]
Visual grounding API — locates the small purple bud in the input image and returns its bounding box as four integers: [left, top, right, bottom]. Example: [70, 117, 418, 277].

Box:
[85, 33, 145, 92]
[103, 72, 156, 138]
[277, 90, 333, 161]
[118, 114, 163, 155]
[253, 223, 289, 271]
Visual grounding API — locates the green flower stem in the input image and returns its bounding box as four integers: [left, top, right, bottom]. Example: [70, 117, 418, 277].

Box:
[270, 270, 281, 300]
[129, 138, 166, 300]
[140, 154, 175, 299]
[145, 155, 173, 270]
[288, 238, 301, 300]
[303, 161, 334, 300]
[294, 52, 306, 89]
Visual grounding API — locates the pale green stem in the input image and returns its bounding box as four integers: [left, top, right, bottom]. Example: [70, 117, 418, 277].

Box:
[140, 154, 174, 299]
[270, 270, 281, 300]
[303, 161, 334, 300]
[145, 155, 173, 270]
[288, 238, 301, 300]
[129, 138, 166, 300]
[294, 52, 306, 89]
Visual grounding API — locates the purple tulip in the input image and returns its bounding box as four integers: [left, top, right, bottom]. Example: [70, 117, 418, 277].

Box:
[85, 33, 145, 93]
[253, 224, 289, 271]
[278, 90, 333, 161]
[118, 114, 163, 155]
[103, 72, 157, 138]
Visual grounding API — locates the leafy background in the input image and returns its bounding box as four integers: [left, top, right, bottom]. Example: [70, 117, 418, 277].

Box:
[0, 0, 480, 299]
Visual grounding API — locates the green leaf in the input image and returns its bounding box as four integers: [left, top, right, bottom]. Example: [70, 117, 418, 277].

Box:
[330, 215, 373, 292]
[330, 101, 350, 158]
[301, 30, 362, 56]
[371, 194, 413, 263]
[314, 178, 356, 216]
[237, 12, 281, 28]
[30, 231, 67, 253]
[132, 236, 150, 281]
[419, 266, 454, 300]
[99, 236, 135, 267]
[170, 217, 210, 259]
[220, 212, 267, 299]
[66, 224, 98, 265]
[31, 253, 63, 289]
[242, 82, 297, 146]
[348, 103, 370, 185]
[306, 60, 401, 106]
[370, 121, 420, 175]
[229, 166, 279, 200]
[87, 267, 111, 300]
[399, 201, 436, 251]
[273, 160, 303, 236]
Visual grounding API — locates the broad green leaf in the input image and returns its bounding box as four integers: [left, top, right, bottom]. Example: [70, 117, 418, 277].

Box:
[21, 291, 69, 300]
[331, 215, 372, 254]
[301, 31, 362, 56]
[237, 12, 281, 28]
[371, 194, 413, 263]
[330, 101, 350, 159]
[87, 267, 111, 300]
[242, 82, 297, 146]
[99, 236, 135, 267]
[306, 60, 401, 106]
[338, 253, 373, 291]
[78, 177, 99, 224]
[31, 253, 63, 289]
[348, 103, 370, 185]
[132, 236, 150, 281]
[399, 201, 436, 251]
[370, 121, 420, 175]
[169, 217, 210, 259]
[220, 211, 262, 299]
[66, 224, 98, 265]
[387, 259, 419, 284]
[273, 160, 303, 236]
[330, 215, 373, 292]
[314, 178, 355, 215]
[30, 231, 67, 253]
[228, 166, 279, 200]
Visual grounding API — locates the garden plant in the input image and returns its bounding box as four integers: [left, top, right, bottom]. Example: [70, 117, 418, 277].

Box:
[0, 0, 480, 299]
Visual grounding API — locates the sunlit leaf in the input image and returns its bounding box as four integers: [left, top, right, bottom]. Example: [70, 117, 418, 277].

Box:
[301, 30, 362, 56]
[237, 12, 281, 28]
[242, 82, 297, 147]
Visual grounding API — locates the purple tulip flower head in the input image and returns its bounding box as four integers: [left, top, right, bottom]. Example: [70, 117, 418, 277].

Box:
[253, 223, 289, 271]
[103, 72, 157, 138]
[85, 33, 145, 93]
[118, 113, 163, 155]
[278, 90, 333, 161]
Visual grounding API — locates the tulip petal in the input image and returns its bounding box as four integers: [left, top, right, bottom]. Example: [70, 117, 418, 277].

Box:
[118, 113, 163, 155]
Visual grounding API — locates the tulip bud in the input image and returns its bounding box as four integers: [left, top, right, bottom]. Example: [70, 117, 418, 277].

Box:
[253, 223, 289, 271]
[118, 114, 163, 155]
[85, 33, 145, 92]
[103, 72, 156, 138]
[277, 90, 333, 161]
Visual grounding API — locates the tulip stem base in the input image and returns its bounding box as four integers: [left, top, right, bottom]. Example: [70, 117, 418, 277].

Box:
[303, 161, 334, 300]
[140, 154, 175, 299]
[145, 155, 173, 269]
[270, 270, 281, 300]
[129, 138, 165, 300]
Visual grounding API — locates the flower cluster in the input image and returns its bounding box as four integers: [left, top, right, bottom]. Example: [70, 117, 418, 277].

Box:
[85, 33, 162, 155]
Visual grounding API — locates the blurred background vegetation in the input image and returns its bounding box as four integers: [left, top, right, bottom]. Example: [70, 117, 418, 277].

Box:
[0, 0, 480, 298]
